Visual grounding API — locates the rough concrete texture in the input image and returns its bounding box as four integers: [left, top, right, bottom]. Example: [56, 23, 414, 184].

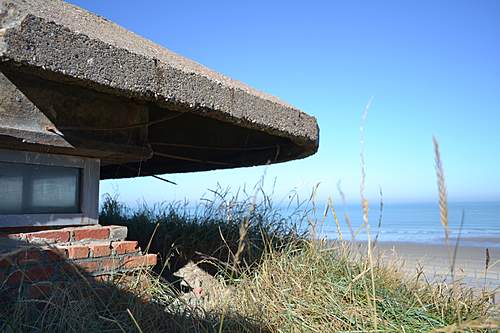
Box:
[0, 71, 52, 134]
[0, 0, 319, 153]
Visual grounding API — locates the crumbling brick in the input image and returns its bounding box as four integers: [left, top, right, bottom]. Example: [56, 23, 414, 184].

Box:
[123, 254, 157, 269]
[89, 243, 112, 258]
[112, 241, 138, 254]
[64, 246, 89, 259]
[106, 226, 128, 241]
[73, 227, 110, 241]
[26, 230, 70, 243]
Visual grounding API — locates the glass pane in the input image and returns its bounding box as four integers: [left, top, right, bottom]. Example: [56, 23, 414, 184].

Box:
[31, 167, 80, 213]
[0, 174, 23, 213]
[0, 161, 81, 214]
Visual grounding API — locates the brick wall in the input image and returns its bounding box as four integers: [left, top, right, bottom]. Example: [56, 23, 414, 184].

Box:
[0, 225, 157, 293]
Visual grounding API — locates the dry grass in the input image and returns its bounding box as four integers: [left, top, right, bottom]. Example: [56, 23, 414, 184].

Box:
[231, 241, 497, 332]
[1, 240, 496, 332]
[1, 188, 497, 332]
[1, 132, 498, 331]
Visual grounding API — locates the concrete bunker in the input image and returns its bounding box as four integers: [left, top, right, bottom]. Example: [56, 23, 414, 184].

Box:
[0, 0, 319, 283]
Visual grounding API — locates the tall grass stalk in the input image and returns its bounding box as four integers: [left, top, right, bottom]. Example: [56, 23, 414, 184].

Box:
[433, 137, 451, 261]
[359, 98, 378, 330]
[1, 189, 497, 332]
[0, 133, 497, 331]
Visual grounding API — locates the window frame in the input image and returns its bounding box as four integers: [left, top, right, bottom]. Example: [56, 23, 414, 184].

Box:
[0, 149, 100, 228]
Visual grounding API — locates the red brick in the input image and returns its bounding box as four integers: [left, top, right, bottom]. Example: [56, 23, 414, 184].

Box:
[16, 249, 41, 264]
[0, 249, 42, 267]
[106, 225, 128, 240]
[122, 254, 157, 270]
[89, 244, 111, 257]
[73, 227, 109, 241]
[7, 266, 53, 285]
[0, 233, 24, 240]
[65, 246, 89, 259]
[77, 260, 100, 273]
[28, 282, 53, 299]
[26, 265, 54, 281]
[57, 262, 80, 276]
[45, 248, 67, 261]
[27, 230, 70, 243]
[101, 257, 121, 272]
[112, 241, 138, 254]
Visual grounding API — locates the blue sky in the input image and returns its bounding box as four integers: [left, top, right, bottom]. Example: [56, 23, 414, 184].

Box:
[68, 0, 500, 205]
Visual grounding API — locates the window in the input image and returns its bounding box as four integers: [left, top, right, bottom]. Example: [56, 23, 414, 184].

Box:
[0, 162, 81, 214]
[0, 149, 100, 227]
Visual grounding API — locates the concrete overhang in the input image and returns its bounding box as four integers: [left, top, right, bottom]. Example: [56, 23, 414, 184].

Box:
[0, 0, 319, 179]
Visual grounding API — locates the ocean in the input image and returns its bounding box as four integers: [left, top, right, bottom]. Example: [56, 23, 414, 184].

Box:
[119, 198, 500, 249]
[313, 201, 500, 249]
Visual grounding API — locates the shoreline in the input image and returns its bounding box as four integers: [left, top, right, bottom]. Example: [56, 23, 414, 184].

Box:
[374, 241, 499, 291]
[326, 239, 499, 291]
[374, 236, 500, 248]
[321, 234, 500, 248]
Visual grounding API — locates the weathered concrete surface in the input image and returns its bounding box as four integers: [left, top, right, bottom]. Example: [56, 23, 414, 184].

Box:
[0, 71, 153, 165]
[0, 0, 320, 177]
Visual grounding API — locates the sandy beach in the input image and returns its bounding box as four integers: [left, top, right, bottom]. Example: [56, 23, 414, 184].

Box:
[373, 241, 499, 291]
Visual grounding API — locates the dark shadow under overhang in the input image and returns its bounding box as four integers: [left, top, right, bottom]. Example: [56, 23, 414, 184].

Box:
[0, 67, 317, 179]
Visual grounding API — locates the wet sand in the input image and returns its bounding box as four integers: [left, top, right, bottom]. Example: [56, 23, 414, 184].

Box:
[373, 241, 499, 291]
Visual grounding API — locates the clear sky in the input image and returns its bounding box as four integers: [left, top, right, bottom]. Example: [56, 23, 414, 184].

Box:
[67, 0, 500, 206]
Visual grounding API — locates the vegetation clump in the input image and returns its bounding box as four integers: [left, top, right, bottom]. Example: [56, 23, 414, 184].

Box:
[1, 188, 497, 332]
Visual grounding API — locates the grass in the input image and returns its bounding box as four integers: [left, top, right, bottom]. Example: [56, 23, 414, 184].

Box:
[1, 138, 498, 332]
[1, 187, 497, 332]
[231, 242, 496, 332]
[98, 184, 309, 278]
